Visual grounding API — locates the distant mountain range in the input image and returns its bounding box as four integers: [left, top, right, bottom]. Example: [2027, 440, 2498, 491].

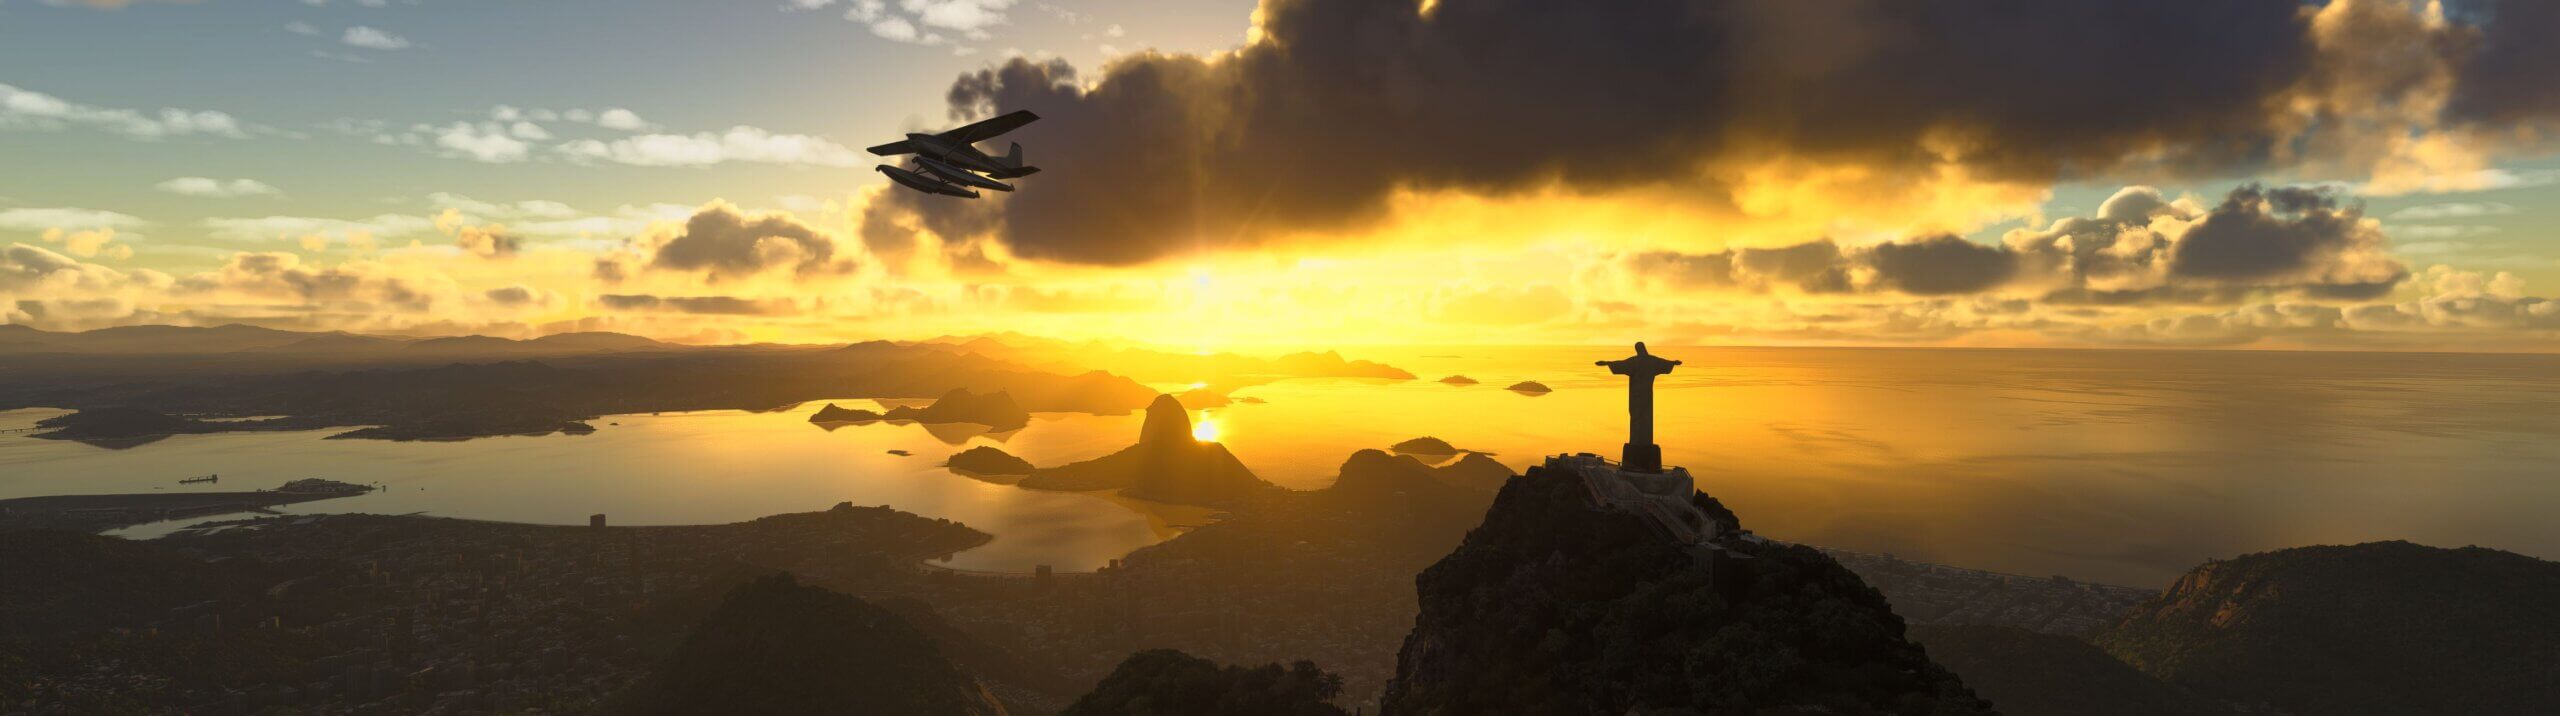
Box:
[0, 323, 675, 356]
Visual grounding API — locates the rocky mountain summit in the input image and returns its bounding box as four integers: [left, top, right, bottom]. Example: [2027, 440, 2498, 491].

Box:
[1019, 394, 1279, 507]
[1380, 454, 1989, 714]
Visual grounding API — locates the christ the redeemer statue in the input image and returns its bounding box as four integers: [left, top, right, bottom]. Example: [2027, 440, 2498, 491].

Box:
[1597, 342, 1680, 473]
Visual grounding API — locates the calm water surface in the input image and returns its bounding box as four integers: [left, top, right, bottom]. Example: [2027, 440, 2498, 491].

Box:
[8, 346, 2560, 586]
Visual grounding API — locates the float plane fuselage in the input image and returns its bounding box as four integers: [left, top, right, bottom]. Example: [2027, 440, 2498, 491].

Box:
[867, 110, 1041, 198]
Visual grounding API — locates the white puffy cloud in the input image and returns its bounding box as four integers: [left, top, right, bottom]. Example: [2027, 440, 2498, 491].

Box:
[427, 193, 580, 221]
[341, 26, 412, 50]
[155, 177, 283, 198]
[903, 0, 1014, 36]
[553, 127, 865, 168]
[434, 122, 531, 162]
[594, 108, 649, 131]
[2388, 202, 2517, 221]
[0, 207, 148, 231]
[202, 214, 435, 242]
[0, 83, 249, 140]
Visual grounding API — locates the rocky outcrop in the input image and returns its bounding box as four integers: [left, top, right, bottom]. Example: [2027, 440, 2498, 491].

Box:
[945, 446, 1035, 475]
[1019, 395, 1279, 508]
[1380, 460, 1990, 714]
[1504, 380, 1551, 394]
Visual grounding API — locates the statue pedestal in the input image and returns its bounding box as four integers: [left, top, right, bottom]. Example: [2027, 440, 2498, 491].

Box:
[1621, 443, 1663, 474]
[1549, 453, 1712, 544]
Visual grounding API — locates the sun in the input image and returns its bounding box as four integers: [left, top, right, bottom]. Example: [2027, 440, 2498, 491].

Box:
[1191, 410, 1222, 443]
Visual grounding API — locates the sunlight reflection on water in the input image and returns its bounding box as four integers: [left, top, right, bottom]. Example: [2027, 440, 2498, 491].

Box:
[7, 345, 2560, 585]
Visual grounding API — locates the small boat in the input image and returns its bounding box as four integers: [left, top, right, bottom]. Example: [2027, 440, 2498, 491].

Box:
[179, 474, 219, 484]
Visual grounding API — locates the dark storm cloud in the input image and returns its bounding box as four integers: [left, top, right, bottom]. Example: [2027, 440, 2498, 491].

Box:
[2447, 0, 2560, 124]
[2171, 184, 2395, 282]
[1625, 241, 1850, 294]
[483, 286, 540, 306]
[871, 0, 2560, 268]
[649, 203, 853, 280]
[1622, 185, 2410, 302]
[885, 0, 2340, 264]
[1867, 236, 2018, 295]
[456, 227, 521, 259]
[596, 294, 797, 316]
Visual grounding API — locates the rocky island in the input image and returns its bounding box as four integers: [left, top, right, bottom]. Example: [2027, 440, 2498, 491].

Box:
[1018, 394, 1279, 508]
[944, 445, 1035, 475]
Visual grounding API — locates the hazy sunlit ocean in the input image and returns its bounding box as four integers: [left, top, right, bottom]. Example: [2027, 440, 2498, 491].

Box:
[6, 345, 2559, 586]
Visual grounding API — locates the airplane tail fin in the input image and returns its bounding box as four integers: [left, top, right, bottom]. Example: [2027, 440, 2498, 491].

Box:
[992, 142, 1041, 177]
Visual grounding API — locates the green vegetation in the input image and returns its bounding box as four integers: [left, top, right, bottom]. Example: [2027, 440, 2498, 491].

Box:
[1064, 649, 1347, 716]
[2096, 540, 2560, 715]
[1910, 625, 2234, 716]
[616, 574, 1000, 716]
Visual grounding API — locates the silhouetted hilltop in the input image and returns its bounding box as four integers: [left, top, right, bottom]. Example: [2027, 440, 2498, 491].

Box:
[945, 445, 1035, 475]
[1435, 452, 1512, 490]
[1911, 625, 2236, 716]
[1388, 436, 1459, 455]
[1271, 350, 1413, 380]
[0, 324, 704, 361]
[256, 332, 404, 353]
[2095, 541, 2560, 715]
[1380, 460, 1989, 714]
[616, 574, 1003, 716]
[1173, 387, 1230, 408]
[2, 324, 309, 354]
[1064, 649, 1348, 716]
[1324, 450, 1506, 509]
[1505, 380, 1551, 394]
[1435, 375, 1477, 385]
[1019, 394, 1278, 507]
[809, 402, 869, 422]
[526, 331, 670, 352]
[919, 335, 1414, 382]
[805, 388, 1030, 430]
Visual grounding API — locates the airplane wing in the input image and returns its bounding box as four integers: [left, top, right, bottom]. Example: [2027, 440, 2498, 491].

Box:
[866, 139, 922, 156]
[934, 110, 1039, 145]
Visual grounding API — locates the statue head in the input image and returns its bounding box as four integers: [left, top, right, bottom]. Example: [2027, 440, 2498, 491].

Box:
[1634, 341, 1649, 355]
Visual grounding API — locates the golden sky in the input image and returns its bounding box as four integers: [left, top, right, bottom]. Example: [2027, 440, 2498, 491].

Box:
[6, 0, 2560, 350]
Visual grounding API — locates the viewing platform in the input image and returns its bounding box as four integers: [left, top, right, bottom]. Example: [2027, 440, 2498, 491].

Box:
[1548, 452, 1718, 544]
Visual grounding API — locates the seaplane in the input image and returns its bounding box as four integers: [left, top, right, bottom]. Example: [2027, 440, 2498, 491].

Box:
[868, 109, 1042, 199]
